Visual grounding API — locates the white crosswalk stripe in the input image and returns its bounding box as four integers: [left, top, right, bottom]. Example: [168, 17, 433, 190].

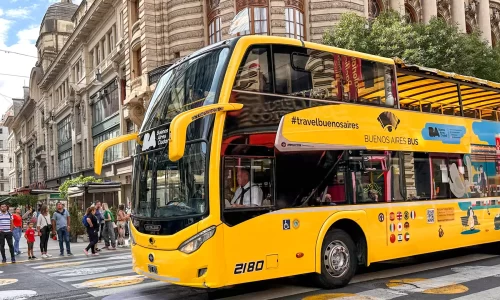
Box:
[25, 250, 170, 298]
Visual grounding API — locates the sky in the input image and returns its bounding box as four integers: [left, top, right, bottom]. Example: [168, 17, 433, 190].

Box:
[0, 0, 82, 117]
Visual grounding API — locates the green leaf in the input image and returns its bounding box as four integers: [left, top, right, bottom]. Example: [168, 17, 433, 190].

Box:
[322, 10, 500, 82]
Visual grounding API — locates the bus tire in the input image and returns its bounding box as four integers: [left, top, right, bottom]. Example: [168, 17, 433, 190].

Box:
[313, 228, 358, 289]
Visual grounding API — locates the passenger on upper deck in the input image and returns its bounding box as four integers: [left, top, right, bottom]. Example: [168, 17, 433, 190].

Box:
[228, 168, 263, 208]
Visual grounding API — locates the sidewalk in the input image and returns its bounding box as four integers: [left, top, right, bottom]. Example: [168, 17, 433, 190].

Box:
[11, 234, 129, 259]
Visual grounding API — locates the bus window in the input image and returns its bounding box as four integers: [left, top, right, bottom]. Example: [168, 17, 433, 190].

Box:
[223, 157, 274, 209]
[348, 151, 389, 203]
[233, 46, 272, 93]
[273, 45, 340, 101]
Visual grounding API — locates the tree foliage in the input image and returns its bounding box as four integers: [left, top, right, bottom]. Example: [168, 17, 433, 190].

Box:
[6, 194, 38, 208]
[323, 11, 500, 82]
[58, 175, 102, 200]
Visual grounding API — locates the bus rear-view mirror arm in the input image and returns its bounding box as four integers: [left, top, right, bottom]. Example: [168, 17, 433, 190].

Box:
[94, 133, 141, 175]
[169, 103, 244, 162]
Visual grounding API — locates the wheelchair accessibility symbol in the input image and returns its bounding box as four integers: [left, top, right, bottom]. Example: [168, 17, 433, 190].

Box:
[283, 219, 291, 230]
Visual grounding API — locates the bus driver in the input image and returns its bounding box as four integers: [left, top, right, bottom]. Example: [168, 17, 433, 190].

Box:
[229, 168, 263, 207]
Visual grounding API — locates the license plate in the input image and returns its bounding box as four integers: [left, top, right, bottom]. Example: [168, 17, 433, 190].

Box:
[148, 264, 158, 274]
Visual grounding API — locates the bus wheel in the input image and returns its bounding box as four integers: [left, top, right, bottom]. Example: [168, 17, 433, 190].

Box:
[314, 228, 357, 289]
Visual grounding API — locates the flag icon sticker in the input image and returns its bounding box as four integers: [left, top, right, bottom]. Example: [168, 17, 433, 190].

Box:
[397, 222, 403, 232]
[397, 212, 402, 220]
[398, 234, 403, 242]
[390, 234, 396, 243]
[389, 212, 395, 221]
[389, 223, 396, 232]
[404, 211, 409, 220]
[404, 222, 410, 230]
[410, 211, 416, 219]
[405, 232, 410, 241]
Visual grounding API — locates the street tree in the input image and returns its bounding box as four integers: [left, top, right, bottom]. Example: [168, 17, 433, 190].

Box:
[323, 11, 500, 82]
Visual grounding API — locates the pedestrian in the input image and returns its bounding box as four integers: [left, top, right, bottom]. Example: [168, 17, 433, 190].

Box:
[116, 204, 129, 247]
[24, 222, 36, 260]
[51, 202, 73, 256]
[94, 201, 104, 243]
[12, 208, 23, 256]
[0, 203, 15, 263]
[83, 207, 99, 256]
[37, 205, 52, 258]
[101, 203, 116, 250]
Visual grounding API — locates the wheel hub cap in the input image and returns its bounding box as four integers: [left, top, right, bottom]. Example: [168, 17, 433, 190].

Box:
[324, 240, 350, 278]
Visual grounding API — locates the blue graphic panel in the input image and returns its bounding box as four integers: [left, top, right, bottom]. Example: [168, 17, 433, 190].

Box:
[421, 123, 466, 144]
[472, 120, 500, 146]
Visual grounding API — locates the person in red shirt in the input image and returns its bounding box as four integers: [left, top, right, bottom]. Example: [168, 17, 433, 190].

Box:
[12, 208, 23, 256]
[24, 222, 36, 260]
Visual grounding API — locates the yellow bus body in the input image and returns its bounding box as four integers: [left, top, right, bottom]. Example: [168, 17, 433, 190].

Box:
[96, 35, 500, 289]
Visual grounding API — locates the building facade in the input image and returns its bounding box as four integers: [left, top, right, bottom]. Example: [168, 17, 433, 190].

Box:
[3, 0, 500, 202]
[123, 0, 500, 127]
[0, 126, 10, 196]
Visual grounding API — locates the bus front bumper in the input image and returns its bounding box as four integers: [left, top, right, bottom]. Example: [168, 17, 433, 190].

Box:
[130, 241, 222, 289]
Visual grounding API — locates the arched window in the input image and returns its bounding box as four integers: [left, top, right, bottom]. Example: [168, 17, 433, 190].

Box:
[209, 17, 222, 44]
[285, 7, 304, 40]
[404, 4, 417, 23]
[369, 0, 383, 18]
[235, 0, 269, 35]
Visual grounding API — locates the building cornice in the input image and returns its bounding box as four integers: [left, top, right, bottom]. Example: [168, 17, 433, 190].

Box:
[39, 0, 114, 89]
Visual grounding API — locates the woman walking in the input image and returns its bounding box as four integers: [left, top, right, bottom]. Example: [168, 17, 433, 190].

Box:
[101, 203, 116, 250]
[83, 207, 99, 256]
[116, 204, 129, 247]
[36, 205, 52, 258]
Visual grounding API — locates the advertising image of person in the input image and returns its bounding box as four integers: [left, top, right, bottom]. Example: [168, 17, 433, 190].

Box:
[478, 165, 488, 197]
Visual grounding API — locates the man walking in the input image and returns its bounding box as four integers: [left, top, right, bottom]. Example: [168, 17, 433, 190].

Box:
[51, 202, 73, 256]
[0, 204, 15, 263]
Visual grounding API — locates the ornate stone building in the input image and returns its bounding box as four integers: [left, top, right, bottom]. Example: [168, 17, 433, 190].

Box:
[123, 0, 500, 128]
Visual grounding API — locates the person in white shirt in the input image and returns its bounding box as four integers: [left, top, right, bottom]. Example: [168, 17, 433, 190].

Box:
[229, 168, 263, 207]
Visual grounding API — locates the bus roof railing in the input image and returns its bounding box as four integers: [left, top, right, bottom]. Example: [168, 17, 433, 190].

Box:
[394, 58, 500, 118]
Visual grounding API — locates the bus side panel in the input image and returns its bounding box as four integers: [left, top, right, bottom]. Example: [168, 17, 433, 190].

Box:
[366, 199, 500, 264]
[223, 209, 335, 285]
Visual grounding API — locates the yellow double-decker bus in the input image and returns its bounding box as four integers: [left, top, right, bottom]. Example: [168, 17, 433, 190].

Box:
[94, 35, 500, 289]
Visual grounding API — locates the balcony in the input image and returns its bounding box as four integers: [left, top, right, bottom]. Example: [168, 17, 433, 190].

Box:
[110, 38, 125, 63]
[130, 20, 141, 50]
[35, 145, 46, 160]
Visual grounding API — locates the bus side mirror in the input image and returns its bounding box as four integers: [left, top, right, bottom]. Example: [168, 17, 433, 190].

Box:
[169, 103, 243, 162]
[94, 133, 140, 175]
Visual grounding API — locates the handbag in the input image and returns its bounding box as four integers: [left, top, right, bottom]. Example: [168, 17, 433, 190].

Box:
[44, 216, 52, 232]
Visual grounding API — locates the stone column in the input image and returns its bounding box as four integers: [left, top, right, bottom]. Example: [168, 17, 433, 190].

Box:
[478, 0, 492, 45]
[99, 40, 105, 63]
[423, 0, 438, 23]
[112, 25, 117, 46]
[105, 34, 110, 56]
[93, 48, 98, 68]
[390, 0, 405, 15]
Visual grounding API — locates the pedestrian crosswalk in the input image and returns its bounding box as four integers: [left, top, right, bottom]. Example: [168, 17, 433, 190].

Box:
[25, 250, 170, 299]
[11, 250, 500, 300]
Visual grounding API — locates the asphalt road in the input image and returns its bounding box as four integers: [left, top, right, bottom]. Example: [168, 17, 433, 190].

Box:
[1, 241, 500, 300]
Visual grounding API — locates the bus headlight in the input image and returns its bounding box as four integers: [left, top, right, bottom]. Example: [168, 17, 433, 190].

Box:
[179, 226, 216, 254]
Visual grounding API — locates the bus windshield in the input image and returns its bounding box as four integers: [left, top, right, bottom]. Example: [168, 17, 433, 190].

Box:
[134, 141, 206, 219]
[133, 45, 230, 220]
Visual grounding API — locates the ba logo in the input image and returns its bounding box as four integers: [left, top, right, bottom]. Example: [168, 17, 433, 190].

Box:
[428, 127, 440, 137]
[142, 131, 157, 151]
[377, 111, 400, 132]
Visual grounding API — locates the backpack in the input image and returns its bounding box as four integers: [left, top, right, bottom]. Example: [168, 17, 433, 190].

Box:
[82, 214, 89, 227]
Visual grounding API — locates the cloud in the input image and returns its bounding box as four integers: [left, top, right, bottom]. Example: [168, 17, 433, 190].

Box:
[5, 8, 31, 19]
[0, 19, 37, 116]
[0, 9, 3, 17]
[17, 26, 39, 45]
